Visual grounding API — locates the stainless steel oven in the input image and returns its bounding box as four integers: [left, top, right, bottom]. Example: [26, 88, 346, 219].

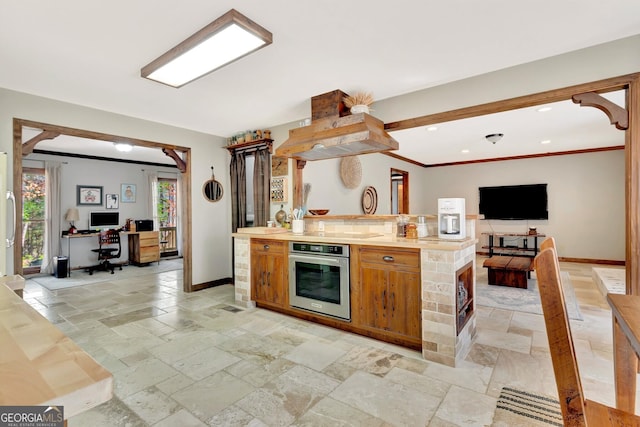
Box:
[288, 242, 350, 320]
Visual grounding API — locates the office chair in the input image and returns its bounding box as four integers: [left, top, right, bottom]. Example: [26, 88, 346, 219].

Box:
[87, 229, 122, 275]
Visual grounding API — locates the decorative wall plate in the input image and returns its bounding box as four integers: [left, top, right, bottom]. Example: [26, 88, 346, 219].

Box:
[362, 186, 378, 215]
[340, 156, 362, 189]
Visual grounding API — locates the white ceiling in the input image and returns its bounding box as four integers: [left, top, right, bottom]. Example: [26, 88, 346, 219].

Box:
[3, 1, 639, 165]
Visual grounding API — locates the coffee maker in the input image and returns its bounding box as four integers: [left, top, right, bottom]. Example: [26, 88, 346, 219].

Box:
[438, 198, 466, 240]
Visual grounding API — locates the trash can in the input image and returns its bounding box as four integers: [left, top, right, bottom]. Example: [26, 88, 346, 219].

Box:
[53, 256, 68, 278]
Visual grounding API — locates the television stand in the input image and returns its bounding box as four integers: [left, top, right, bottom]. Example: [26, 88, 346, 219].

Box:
[481, 232, 546, 258]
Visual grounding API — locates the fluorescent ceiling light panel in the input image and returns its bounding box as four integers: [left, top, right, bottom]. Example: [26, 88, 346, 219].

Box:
[141, 9, 272, 88]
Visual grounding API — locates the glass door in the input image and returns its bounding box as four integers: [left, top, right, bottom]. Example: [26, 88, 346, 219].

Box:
[157, 178, 178, 257]
[22, 167, 45, 274]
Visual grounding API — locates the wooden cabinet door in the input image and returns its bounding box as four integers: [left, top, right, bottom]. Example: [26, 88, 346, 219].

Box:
[251, 239, 286, 307]
[388, 269, 421, 339]
[358, 265, 388, 330]
[262, 252, 285, 306]
[251, 252, 267, 302]
[356, 246, 421, 340]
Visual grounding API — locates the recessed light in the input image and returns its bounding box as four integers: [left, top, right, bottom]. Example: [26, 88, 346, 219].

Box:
[426, 126, 438, 131]
[537, 107, 552, 112]
[540, 140, 551, 145]
[461, 149, 470, 154]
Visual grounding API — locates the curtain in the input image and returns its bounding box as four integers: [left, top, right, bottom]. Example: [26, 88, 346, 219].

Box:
[145, 170, 159, 229]
[230, 151, 246, 232]
[253, 148, 271, 227]
[40, 161, 62, 274]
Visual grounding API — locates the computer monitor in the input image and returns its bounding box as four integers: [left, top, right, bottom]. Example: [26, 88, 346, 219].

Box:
[90, 212, 119, 228]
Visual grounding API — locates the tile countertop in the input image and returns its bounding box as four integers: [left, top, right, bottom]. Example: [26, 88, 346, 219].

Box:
[233, 228, 477, 251]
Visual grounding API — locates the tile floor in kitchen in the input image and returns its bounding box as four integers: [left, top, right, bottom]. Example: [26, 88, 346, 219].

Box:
[21, 256, 631, 426]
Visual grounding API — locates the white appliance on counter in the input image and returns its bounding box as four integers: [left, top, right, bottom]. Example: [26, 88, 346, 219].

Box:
[438, 198, 466, 240]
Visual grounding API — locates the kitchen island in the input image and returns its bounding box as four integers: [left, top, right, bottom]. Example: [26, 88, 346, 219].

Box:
[232, 215, 477, 367]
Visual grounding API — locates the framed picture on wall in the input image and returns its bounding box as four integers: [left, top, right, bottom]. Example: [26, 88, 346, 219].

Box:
[121, 184, 136, 203]
[106, 194, 119, 209]
[77, 185, 103, 206]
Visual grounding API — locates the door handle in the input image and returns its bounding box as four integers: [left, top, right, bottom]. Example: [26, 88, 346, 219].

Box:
[267, 271, 271, 286]
[263, 244, 269, 250]
[382, 289, 387, 310]
[6, 191, 15, 248]
[391, 292, 395, 312]
[382, 256, 394, 262]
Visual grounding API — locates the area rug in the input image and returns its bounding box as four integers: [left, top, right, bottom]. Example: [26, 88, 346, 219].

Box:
[27, 259, 183, 291]
[476, 271, 583, 320]
[492, 387, 562, 426]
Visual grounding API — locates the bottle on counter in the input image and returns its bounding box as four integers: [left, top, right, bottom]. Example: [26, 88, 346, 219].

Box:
[396, 215, 409, 237]
[406, 223, 418, 239]
[417, 216, 428, 238]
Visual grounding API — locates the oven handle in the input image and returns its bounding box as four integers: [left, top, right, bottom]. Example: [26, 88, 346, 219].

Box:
[289, 253, 348, 266]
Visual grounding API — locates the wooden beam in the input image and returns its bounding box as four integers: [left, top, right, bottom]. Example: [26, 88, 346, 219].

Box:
[293, 160, 305, 208]
[384, 73, 637, 132]
[22, 130, 60, 156]
[162, 148, 187, 173]
[626, 76, 640, 295]
[572, 92, 629, 130]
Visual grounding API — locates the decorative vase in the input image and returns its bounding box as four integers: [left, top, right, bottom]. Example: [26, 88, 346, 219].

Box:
[350, 104, 370, 114]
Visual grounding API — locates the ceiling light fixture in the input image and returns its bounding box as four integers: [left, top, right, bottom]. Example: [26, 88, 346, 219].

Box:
[537, 106, 552, 112]
[141, 9, 272, 88]
[541, 139, 551, 145]
[485, 133, 503, 144]
[427, 126, 438, 132]
[114, 142, 133, 152]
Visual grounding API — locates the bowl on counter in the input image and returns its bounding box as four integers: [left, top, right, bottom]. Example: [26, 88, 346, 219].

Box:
[308, 209, 330, 215]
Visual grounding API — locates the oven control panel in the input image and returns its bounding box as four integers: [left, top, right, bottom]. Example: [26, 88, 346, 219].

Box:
[290, 242, 349, 257]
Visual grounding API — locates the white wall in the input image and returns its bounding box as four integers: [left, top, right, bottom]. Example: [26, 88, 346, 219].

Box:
[269, 35, 639, 260]
[2, 34, 639, 276]
[0, 88, 230, 284]
[420, 150, 625, 261]
[24, 153, 180, 267]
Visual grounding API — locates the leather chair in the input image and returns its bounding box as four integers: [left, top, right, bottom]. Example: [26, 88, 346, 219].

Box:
[87, 229, 122, 275]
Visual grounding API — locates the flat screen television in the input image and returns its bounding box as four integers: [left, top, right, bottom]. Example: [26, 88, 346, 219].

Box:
[90, 211, 120, 228]
[479, 184, 548, 220]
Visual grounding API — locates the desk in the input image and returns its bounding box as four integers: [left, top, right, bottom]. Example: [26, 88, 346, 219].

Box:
[62, 232, 101, 277]
[0, 282, 113, 419]
[62, 231, 133, 276]
[607, 293, 640, 413]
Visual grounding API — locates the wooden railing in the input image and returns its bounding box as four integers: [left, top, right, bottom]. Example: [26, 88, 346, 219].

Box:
[159, 226, 177, 255]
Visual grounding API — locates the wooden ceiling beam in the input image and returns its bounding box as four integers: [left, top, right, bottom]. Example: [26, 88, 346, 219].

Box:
[572, 92, 629, 130]
[22, 130, 60, 156]
[162, 148, 187, 172]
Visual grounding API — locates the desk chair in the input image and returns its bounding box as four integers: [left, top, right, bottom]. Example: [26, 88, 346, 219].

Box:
[534, 247, 640, 426]
[87, 230, 122, 275]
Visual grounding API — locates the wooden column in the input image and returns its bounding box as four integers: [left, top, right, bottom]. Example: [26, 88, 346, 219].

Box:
[293, 160, 305, 208]
[626, 76, 640, 295]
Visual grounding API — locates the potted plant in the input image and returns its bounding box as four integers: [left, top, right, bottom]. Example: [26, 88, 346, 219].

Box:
[343, 92, 374, 114]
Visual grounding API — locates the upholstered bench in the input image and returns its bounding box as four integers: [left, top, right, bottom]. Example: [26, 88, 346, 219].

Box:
[483, 256, 533, 289]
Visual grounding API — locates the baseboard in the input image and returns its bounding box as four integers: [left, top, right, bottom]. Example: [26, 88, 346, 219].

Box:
[191, 277, 233, 292]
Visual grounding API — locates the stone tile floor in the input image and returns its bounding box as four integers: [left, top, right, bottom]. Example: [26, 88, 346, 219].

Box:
[21, 257, 634, 426]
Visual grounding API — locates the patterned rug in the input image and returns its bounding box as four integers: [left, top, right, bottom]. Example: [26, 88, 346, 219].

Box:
[492, 387, 563, 426]
[476, 270, 583, 320]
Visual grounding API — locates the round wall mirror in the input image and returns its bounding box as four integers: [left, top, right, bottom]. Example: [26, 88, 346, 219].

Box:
[203, 167, 223, 202]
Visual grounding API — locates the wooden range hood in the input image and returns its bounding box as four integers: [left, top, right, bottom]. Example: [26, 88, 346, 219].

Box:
[276, 90, 399, 161]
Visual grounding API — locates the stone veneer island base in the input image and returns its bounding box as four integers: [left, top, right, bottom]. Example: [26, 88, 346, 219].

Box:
[233, 215, 477, 367]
